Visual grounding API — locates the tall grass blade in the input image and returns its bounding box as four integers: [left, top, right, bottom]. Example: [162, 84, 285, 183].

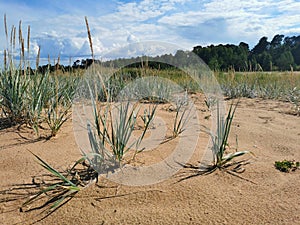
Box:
[208, 101, 252, 168]
[30, 151, 78, 188]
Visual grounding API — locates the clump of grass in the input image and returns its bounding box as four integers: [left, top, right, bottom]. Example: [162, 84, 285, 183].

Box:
[0, 66, 29, 123]
[177, 101, 253, 182]
[45, 76, 77, 138]
[0, 16, 28, 123]
[210, 101, 251, 169]
[46, 97, 71, 138]
[217, 71, 300, 101]
[21, 152, 82, 212]
[140, 104, 157, 129]
[89, 95, 155, 164]
[204, 95, 217, 110]
[1, 16, 77, 137]
[172, 91, 191, 137]
[81, 73, 157, 168]
[287, 87, 300, 116]
[274, 160, 299, 173]
[26, 72, 51, 135]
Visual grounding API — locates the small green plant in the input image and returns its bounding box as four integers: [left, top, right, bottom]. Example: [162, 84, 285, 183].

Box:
[204, 96, 217, 109]
[140, 108, 151, 128]
[287, 87, 300, 116]
[274, 160, 300, 172]
[177, 101, 252, 182]
[88, 83, 156, 164]
[172, 91, 191, 138]
[22, 152, 82, 212]
[140, 104, 157, 129]
[46, 98, 71, 138]
[210, 101, 251, 169]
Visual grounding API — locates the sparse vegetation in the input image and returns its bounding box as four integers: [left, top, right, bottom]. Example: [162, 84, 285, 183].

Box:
[274, 160, 300, 172]
[1, 15, 300, 224]
[216, 71, 300, 101]
[287, 87, 300, 116]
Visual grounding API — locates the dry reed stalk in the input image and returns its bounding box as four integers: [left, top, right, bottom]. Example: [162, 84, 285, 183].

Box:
[4, 50, 7, 69]
[18, 20, 25, 73]
[27, 25, 31, 70]
[4, 14, 8, 42]
[21, 38, 25, 74]
[84, 16, 109, 100]
[27, 26, 30, 55]
[10, 26, 14, 50]
[21, 38, 25, 59]
[10, 25, 16, 51]
[55, 55, 61, 74]
[85, 16, 94, 60]
[18, 20, 23, 45]
[13, 26, 16, 49]
[57, 55, 60, 65]
[36, 45, 40, 69]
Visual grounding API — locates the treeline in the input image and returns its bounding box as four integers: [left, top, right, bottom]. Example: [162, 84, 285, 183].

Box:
[35, 58, 95, 74]
[193, 34, 300, 71]
[104, 34, 300, 72]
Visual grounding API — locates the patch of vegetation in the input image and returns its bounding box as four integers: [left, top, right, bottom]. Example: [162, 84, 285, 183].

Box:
[172, 91, 191, 138]
[20, 151, 97, 215]
[209, 101, 252, 169]
[274, 160, 300, 172]
[178, 101, 254, 183]
[216, 71, 300, 101]
[0, 16, 78, 137]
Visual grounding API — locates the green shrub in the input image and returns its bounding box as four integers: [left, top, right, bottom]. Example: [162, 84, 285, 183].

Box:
[274, 160, 299, 172]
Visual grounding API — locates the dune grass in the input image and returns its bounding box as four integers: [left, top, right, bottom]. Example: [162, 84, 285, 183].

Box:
[86, 78, 157, 165]
[20, 151, 98, 214]
[210, 101, 251, 169]
[0, 15, 79, 137]
[172, 91, 192, 137]
[216, 71, 300, 101]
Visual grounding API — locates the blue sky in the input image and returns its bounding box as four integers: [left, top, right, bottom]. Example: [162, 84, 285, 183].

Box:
[1, 0, 300, 63]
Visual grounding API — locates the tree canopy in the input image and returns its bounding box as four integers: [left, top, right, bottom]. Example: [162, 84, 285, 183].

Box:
[192, 34, 300, 71]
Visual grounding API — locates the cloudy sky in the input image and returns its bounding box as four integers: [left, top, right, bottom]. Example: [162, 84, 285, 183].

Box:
[1, 0, 300, 63]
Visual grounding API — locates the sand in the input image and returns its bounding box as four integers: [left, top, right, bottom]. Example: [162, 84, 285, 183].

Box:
[0, 95, 299, 225]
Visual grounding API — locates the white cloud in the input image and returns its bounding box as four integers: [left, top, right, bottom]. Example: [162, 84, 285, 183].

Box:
[103, 41, 180, 60]
[127, 33, 140, 43]
[157, 0, 300, 46]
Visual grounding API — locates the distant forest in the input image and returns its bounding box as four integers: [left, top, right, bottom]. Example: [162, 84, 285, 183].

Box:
[38, 34, 300, 73]
[193, 34, 300, 71]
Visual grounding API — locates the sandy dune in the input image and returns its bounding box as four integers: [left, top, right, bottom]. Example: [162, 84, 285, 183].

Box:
[0, 95, 299, 225]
